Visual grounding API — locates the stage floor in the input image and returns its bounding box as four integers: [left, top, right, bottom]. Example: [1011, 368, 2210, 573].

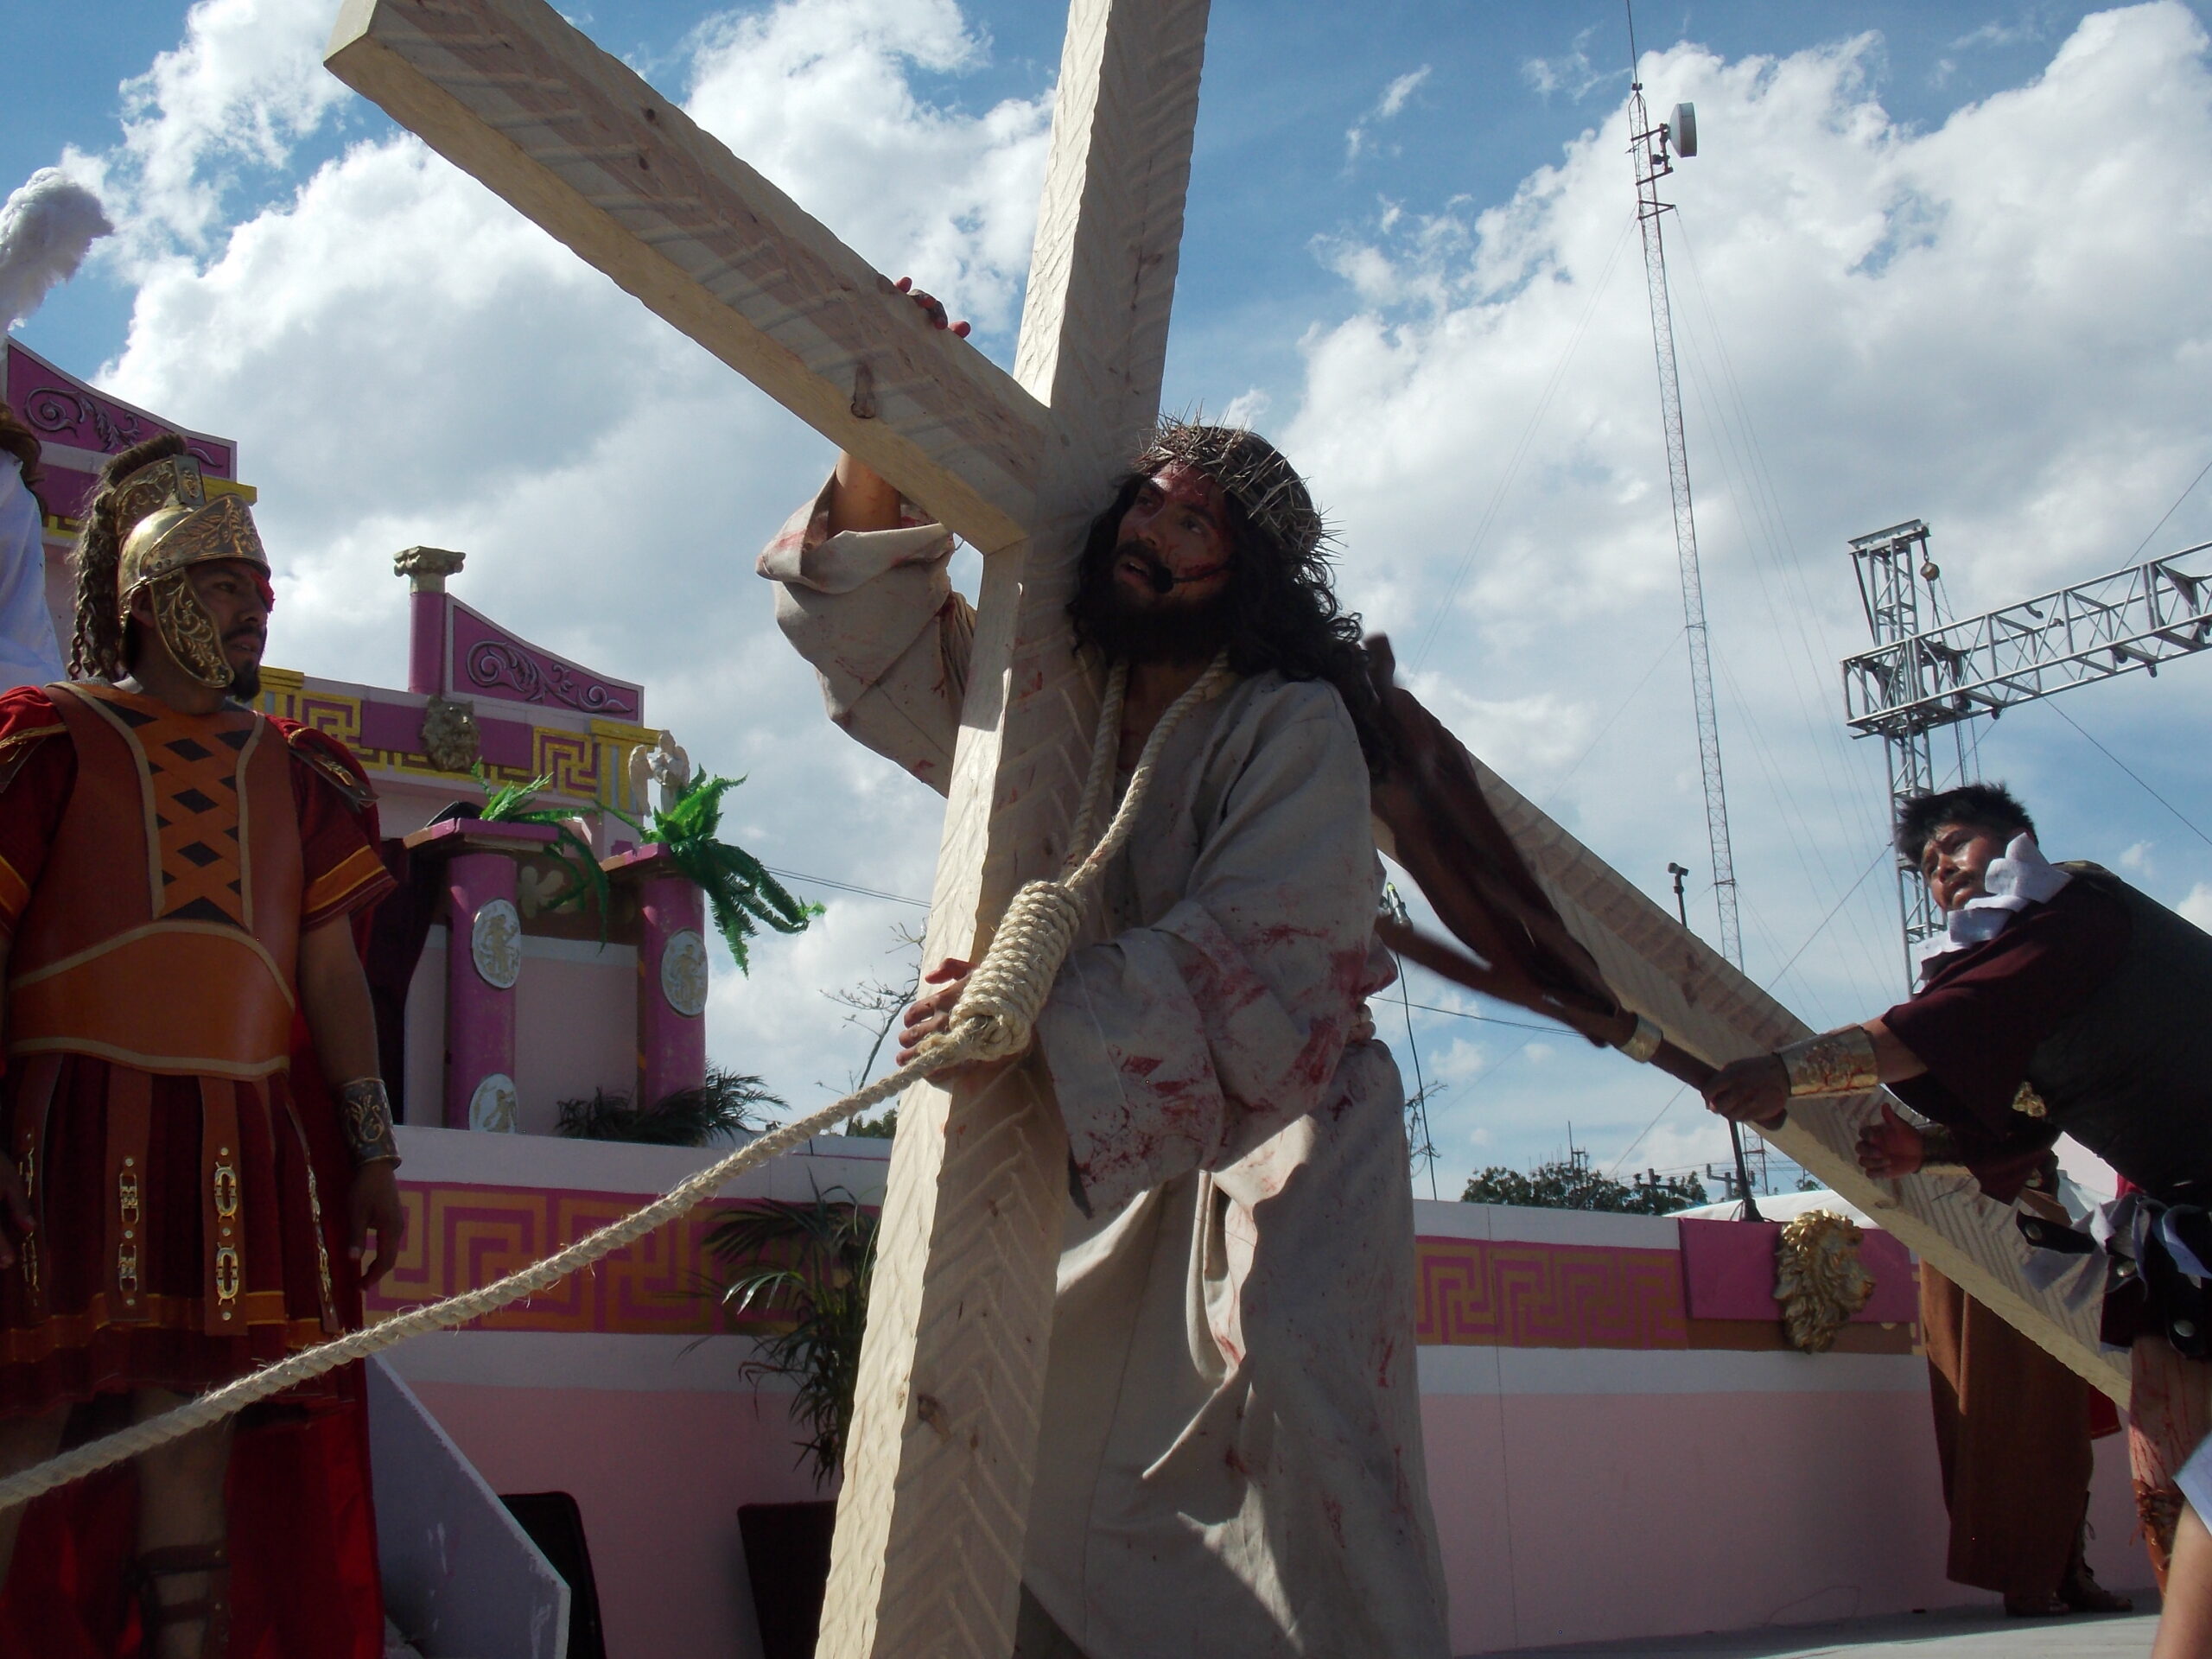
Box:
[1495, 1602, 2158, 1656]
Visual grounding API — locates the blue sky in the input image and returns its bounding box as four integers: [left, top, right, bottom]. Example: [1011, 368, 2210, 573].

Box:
[9, 1, 2212, 1194]
[16, 3, 2196, 395]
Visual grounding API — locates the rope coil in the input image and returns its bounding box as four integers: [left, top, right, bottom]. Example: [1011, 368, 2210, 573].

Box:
[0, 654, 1232, 1514]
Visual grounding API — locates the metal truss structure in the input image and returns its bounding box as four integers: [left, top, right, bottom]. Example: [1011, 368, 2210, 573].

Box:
[1845, 521, 2212, 969]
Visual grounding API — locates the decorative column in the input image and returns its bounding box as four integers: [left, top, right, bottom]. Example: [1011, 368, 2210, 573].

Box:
[404, 818, 561, 1132]
[393, 545, 466, 696]
[606, 846, 708, 1109]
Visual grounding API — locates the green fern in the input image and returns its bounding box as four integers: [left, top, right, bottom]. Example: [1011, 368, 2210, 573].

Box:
[703, 1186, 876, 1488]
[472, 763, 611, 928]
[615, 773, 818, 974]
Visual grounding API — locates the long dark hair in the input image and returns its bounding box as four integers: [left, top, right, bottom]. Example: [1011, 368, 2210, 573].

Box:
[69, 431, 188, 681]
[1071, 474, 1392, 776]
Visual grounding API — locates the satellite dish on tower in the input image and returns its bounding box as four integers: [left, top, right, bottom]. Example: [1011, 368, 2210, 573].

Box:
[1669, 102, 1698, 157]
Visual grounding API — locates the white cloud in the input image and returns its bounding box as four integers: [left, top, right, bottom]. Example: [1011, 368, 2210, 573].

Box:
[1953, 18, 2049, 51]
[2181, 881, 2212, 930]
[1345, 64, 1433, 162]
[2120, 837, 2155, 873]
[102, 0, 351, 255]
[1428, 1037, 1490, 1086]
[1376, 65, 1432, 121]
[1521, 29, 1624, 105]
[1217, 387, 1272, 429]
[680, 0, 1051, 329]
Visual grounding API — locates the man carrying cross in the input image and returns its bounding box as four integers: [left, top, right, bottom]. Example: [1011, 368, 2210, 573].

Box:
[760, 390, 1450, 1656]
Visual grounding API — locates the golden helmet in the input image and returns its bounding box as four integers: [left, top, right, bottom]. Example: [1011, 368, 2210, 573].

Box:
[110, 452, 270, 690]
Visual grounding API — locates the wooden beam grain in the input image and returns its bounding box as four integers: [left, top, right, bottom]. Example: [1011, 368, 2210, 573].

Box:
[818, 3, 1212, 1654]
[325, 0, 1047, 552]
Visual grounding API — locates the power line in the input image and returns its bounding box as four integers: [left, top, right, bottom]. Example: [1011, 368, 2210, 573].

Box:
[2046, 705, 2212, 852]
[1606, 841, 1889, 1174]
[763, 867, 929, 908]
[2129, 449, 2212, 563]
[1536, 627, 1681, 810]
[1397, 999, 1569, 1033]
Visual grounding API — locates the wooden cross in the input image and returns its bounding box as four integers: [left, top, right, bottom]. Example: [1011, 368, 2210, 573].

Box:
[326, 0, 1210, 1650]
[327, 3, 2125, 1652]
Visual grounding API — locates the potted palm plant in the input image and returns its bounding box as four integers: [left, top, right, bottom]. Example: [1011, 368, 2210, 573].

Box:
[709, 1188, 876, 1659]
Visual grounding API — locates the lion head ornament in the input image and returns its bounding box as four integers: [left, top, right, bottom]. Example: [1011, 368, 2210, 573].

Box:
[1774, 1209, 1877, 1354]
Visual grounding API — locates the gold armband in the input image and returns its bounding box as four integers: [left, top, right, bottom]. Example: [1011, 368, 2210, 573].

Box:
[339, 1078, 400, 1166]
[1777, 1027, 1878, 1097]
[1615, 1015, 1663, 1064]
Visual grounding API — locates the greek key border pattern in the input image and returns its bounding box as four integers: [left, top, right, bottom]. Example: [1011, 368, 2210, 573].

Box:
[1414, 1236, 1692, 1351]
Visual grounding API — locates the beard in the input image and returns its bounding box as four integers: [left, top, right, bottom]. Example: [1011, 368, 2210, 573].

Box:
[226, 638, 264, 701]
[1068, 543, 1232, 664]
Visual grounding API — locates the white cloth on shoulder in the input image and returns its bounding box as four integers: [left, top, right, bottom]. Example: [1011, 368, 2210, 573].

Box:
[1914, 833, 2070, 974]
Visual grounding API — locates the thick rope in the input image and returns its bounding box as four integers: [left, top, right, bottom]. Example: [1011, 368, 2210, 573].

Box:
[0, 654, 1233, 1514]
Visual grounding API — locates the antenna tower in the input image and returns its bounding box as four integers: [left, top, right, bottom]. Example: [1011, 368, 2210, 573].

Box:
[1624, 12, 1762, 1209]
[1625, 37, 1735, 965]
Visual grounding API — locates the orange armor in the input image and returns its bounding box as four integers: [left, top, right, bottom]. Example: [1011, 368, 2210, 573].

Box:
[6, 683, 327, 1341]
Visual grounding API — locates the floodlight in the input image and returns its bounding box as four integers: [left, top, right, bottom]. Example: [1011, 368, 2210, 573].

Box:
[1670, 103, 1697, 157]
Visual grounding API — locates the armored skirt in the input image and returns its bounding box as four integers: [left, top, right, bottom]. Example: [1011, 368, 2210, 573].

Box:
[0, 1061, 351, 1412]
[0, 683, 391, 1417]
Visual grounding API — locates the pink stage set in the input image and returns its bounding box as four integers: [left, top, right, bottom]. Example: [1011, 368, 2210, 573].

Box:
[2, 340, 2147, 1656]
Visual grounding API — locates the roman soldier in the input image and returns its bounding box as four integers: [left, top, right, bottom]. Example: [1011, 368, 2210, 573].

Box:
[1703, 782, 2212, 1593]
[0, 433, 402, 1659]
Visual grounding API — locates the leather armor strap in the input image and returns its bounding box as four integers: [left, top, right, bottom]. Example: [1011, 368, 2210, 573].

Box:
[104, 1068, 153, 1324]
[200, 1077, 245, 1336]
[273, 1093, 340, 1333]
[10, 1053, 61, 1315]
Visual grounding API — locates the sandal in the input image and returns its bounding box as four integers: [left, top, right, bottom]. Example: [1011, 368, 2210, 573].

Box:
[128, 1543, 231, 1658]
[2060, 1556, 2135, 1613]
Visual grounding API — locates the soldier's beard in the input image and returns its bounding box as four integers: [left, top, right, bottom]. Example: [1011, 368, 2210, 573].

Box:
[1069, 544, 1232, 664]
[226, 633, 264, 701]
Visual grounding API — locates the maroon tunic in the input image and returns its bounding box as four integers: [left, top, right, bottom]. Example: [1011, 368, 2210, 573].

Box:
[1883, 880, 2130, 1198]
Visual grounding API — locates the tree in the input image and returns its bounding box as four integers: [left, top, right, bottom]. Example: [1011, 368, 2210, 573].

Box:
[1462, 1149, 1707, 1215]
[817, 923, 925, 1131]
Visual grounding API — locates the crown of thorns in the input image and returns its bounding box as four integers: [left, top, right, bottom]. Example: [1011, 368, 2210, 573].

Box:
[1134, 421, 1328, 563]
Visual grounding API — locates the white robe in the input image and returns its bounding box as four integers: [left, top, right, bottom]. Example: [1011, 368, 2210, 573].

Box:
[760, 483, 1451, 1659]
[0, 460, 62, 690]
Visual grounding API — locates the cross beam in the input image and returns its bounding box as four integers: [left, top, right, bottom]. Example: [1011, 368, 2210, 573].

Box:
[827, 6, 1208, 1653]
[328, 1, 1209, 1651]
